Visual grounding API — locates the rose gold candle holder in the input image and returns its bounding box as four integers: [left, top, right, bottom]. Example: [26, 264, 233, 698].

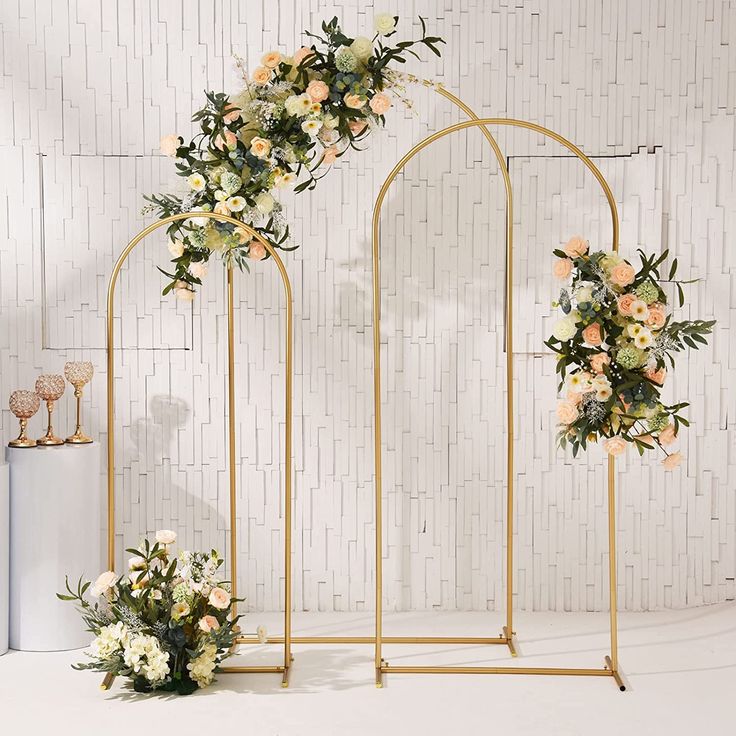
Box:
[35, 373, 66, 446]
[64, 361, 94, 444]
[8, 390, 41, 448]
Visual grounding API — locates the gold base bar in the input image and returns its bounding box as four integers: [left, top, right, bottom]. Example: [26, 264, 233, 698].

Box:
[236, 635, 510, 645]
[100, 672, 116, 690]
[220, 665, 287, 674]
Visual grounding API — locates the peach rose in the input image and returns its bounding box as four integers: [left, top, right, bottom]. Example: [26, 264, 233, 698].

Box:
[589, 352, 610, 374]
[209, 587, 231, 610]
[658, 424, 677, 446]
[610, 262, 635, 287]
[564, 236, 588, 258]
[249, 242, 267, 260]
[251, 66, 271, 85]
[566, 390, 582, 406]
[369, 92, 392, 115]
[198, 615, 220, 633]
[582, 323, 602, 346]
[604, 437, 628, 456]
[213, 202, 231, 217]
[556, 400, 579, 425]
[261, 51, 282, 69]
[344, 93, 365, 109]
[293, 46, 314, 65]
[662, 452, 682, 470]
[250, 136, 272, 158]
[91, 571, 117, 598]
[214, 130, 237, 150]
[617, 293, 637, 316]
[646, 303, 666, 329]
[348, 120, 367, 136]
[306, 80, 329, 103]
[553, 258, 573, 280]
[223, 103, 241, 124]
[160, 134, 180, 157]
[322, 146, 338, 165]
[644, 366, 666, 385]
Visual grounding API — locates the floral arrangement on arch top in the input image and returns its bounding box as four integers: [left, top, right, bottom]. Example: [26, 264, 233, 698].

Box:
[58, 531, 266, 695]
[546, 237, 714, 469]
[145, 13, 444, 300]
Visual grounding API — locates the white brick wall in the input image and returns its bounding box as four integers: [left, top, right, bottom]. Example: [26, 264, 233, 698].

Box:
[0, 1, 733, 612]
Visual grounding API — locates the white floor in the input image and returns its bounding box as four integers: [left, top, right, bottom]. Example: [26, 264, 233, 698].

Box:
[1, 605, 733, 735]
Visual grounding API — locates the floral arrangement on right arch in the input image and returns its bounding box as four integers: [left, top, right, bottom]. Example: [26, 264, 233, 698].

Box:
[545, 237, 714, 469]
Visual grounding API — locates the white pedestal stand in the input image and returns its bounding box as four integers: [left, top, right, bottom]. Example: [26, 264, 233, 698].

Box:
[8, 443, 101, 651]
[0, 463, 8, 655]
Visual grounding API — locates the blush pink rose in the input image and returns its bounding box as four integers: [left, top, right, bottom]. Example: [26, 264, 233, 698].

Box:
[616, 293, 636, 316]
[553, 258, 573, 280]
[564, 236, 588, 258]
[658, 424, 677, 446]
[160, 134, 180, 157]
[223, 103, 241, 124]
[293, 46, 314, 65]
[646, 303, 666, 329]
[604, 437, 628, 456]
[582, 323, 602, 346]
[589, 352, 610, 374]
[214, 130, 237, 150]
[261, 51, 282, 69]
[306, 80, 329, 103]
[662, 451, 682, 470]
[322, 146, 338, 165]
[644, 366, 666, 385]
[369, 92, 391, 115]
[198, 615, 220, 633]
[566, 390, 582, 406]
[348, 120, 367, 136]
[556, 400, 579, 425]
[344, 93, 365, 109]
[610, 262, 636, 287]
[251, 66, 271, 85]
[249, 242, 267, 260]
[208, 587, 231, 610]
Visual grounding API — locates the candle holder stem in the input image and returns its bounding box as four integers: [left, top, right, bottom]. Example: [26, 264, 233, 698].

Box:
[37, 400, 64, 446]
[9, 418, 36, 448]
[65, 386, 92, 444]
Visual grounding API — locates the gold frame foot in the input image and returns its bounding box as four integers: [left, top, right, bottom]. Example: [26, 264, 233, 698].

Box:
[502, 626, 518, 657]
[281, 666, 290, 688]
[604, 656, 626, 691]
[100, 672, 116, 691]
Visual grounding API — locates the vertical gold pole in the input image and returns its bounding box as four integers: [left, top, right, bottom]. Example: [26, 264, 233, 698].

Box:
[106, 274, 115, 571]
[607, 426, 619, 672]
[283, 258, 293, 683]
[372, 204, 384, 686]
[227, 265, 238, 616]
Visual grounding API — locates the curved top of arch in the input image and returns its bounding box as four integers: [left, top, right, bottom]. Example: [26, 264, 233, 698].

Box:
[372, 117, 620, 255]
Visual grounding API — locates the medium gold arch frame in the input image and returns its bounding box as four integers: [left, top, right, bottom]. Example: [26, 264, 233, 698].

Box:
[103, 212, 293, 689]
[372, 117, 626, 691]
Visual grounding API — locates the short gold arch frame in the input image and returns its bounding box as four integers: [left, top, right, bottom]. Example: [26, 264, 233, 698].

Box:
[372, 118, 626, 691]
[103, 212, 293, 689]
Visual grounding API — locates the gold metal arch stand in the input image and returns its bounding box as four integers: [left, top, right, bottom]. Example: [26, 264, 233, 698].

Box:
[372, 117, 626, 691]
[235, 90, 519, 657]
[103, 212, 293, 690]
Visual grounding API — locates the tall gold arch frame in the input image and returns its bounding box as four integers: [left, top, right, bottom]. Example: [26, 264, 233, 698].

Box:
[372, 117, 626, 691]
[103, 212, 293, 689]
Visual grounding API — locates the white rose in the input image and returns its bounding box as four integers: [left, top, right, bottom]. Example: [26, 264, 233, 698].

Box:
[255, 192, 274, 214]
[350, 36, 373, 62]
[155, 529, 177, 545]
[374, 13, 396, 35]
[167, 239, 184, 258]
[90, 570, 117, 598]
[284, 93, 312, 117]
[552, 316, 578, 342]
[189, 262, 208, 280]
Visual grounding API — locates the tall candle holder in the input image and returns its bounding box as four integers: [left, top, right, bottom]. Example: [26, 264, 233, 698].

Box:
[64, 361, 94, 444]
[35, 374, 66, 446]
[8, 390, 41, 448]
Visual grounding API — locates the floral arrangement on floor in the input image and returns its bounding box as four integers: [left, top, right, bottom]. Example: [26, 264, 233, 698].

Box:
[545, 237, 714, 468]
[58, 531, 262, 695]
[145, 13, 444, 300]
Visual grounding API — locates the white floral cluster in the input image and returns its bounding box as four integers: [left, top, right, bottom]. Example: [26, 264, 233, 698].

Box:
[187, 643, 218, 688]
[90, 621, 128, 660]
[123, 634, 171, 685]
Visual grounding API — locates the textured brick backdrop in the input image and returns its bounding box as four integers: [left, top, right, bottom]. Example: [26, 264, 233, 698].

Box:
[0, 1, 733, 612]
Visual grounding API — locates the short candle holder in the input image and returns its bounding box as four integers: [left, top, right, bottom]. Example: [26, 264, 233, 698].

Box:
[8, 390, 41, 448]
